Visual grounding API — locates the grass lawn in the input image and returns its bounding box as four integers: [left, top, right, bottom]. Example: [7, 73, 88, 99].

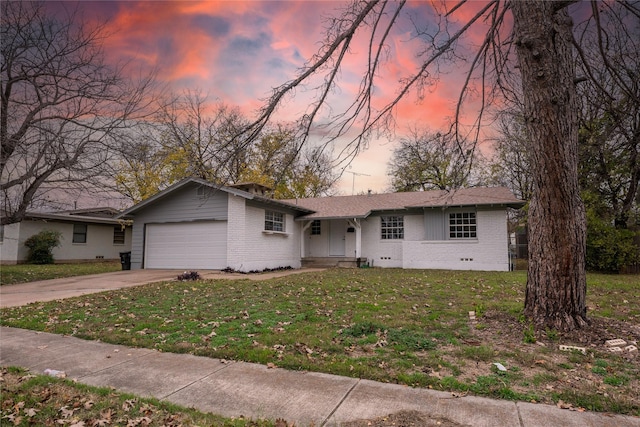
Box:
[1, 262, 121, 285]
[1, 268, 638, 416]
[1, 366, 274, 426]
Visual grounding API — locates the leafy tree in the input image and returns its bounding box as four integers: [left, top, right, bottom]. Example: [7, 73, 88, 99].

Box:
[388, 126, 478, 192]
[236, 1, 640, 331]
[1, 1, 156, 225]
[24, 230, 62, 264]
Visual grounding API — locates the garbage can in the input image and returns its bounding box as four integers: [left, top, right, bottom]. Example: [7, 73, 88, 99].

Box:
[119, 251, 131, 270]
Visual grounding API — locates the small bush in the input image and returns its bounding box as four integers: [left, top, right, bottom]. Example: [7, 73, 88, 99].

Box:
[177, 271, 201, 281]
[24, 230, 62, 264]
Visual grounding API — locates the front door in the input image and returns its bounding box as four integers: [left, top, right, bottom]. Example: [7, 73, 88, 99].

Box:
[329, 220, 346, 256]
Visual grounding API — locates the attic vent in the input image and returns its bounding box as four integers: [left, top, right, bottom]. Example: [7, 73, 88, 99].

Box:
[196, 186, 205, 197]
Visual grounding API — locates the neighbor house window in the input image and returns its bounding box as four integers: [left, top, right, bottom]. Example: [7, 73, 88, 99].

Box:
[449, 212, 477, 239]
[0, 225, 4, 243]
[265, 211, 285, 232]
[113, 226, 125, 245]
[73, 223, 87, 243]
[311, 220, 321, 235]
[381, 215, 404, 240]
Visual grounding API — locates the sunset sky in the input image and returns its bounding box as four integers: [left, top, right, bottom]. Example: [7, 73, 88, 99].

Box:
[49, 0, 502, 195]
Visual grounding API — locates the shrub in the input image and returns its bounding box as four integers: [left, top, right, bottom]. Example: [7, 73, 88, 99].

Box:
[24, 230, 62, 264]
[586, 211, 639, 273]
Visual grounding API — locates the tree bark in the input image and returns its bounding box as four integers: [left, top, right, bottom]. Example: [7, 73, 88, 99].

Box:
[512, 2, 588, 331]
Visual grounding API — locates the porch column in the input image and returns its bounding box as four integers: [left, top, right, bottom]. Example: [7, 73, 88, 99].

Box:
[301, 220, 313, 258]
[348, 218, 362, 258]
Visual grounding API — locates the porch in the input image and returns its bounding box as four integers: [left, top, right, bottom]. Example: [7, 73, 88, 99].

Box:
[301, 257, 369, 268]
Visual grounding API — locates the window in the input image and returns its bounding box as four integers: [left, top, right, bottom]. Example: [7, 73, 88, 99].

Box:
[381, 216, 404, 240]
[449, 212, 477, 239]
[0, 225, 4, 243]
[73, 223, 87, 243]
[265, 211, 285, 232]
[311, 220, 321, 235]
[113, 226, 125, 245]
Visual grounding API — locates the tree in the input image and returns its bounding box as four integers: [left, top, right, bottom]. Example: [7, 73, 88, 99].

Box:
[114, 92, 337, 202]
[574, 2, 640, 230]
[388, 126, 478, 192]
[238, 1, 638, 331]
[489, 114, 534, 203]
[1, 1, 155, 225]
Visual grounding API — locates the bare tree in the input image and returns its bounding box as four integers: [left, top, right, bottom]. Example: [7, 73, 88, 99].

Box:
[489, 114, 533, 203]
[115, 91, 338, 201]
[1, 1, 156, 224]
[388, 126, 477, 192]
[574, 2, 640, 229]
[237, 0, 638, 330]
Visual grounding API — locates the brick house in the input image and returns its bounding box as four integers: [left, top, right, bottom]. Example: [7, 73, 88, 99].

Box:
[119, 178, 524, 272]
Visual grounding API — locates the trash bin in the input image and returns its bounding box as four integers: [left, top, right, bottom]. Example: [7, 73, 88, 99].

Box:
[119, 251, 131, 270]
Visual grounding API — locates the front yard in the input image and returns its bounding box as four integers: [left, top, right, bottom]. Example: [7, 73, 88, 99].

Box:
[1, 268, 638, 415]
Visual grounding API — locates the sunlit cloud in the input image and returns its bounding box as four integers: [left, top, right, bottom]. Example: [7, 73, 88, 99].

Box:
[46, 0, 506, 193]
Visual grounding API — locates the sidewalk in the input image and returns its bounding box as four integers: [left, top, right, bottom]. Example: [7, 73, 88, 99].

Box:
[1, 327, 638, 426]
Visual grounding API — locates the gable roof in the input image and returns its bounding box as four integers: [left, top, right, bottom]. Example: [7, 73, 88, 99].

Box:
[118, 177, 314, 218]
[285, 187, 524, 220]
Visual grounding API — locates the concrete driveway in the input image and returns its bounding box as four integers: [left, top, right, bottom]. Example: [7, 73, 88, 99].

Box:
[0, 269, 186, 308]
[0, 268, 325, 308]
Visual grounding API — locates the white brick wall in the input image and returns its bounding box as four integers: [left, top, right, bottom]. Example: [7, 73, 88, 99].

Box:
[358, 209, 510, 271]
[402, 210, 510, 271]
[226, 201, 301, 272]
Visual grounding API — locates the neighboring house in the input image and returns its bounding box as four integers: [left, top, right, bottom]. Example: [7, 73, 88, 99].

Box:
[0, 208, 132, 265]
[119, 177, 524, 272]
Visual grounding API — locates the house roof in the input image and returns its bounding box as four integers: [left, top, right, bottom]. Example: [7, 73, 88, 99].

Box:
[24, 211, 127, 225]
[118, 177, 314, 218]
[284, 187, 525, 220]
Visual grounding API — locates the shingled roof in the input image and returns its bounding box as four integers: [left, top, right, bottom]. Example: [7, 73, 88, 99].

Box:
[284, 187, 524, 220]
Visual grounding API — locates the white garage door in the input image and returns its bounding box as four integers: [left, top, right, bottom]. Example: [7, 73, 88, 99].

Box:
[144, 221, 227, 269]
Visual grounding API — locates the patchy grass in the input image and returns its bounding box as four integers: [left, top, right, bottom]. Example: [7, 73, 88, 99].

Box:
[1, 269, 638, 415]
[0, 367, 274, 426]
[1, 262, 121, 285]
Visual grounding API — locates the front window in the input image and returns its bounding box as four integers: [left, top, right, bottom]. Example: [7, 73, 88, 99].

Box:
[311, 220, 321, 235]
[381, 215, 404, 240]
[265, 211, 285, 232]
[449, 212, 477, 239]
[113, 226, 125, 245]
[73, 223, 87, 243]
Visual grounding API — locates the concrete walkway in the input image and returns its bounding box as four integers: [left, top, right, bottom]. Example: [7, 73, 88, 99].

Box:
[1, 327, 638, 427]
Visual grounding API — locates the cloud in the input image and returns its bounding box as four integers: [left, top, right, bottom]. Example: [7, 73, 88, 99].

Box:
[48, 0, 507, 193]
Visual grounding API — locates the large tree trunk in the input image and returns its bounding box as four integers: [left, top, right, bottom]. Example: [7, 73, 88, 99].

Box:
[512, 2, 588, 331]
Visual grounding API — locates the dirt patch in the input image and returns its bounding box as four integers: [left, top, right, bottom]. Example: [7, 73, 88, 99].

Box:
[342, 410, 466, 427]
[474, 310, 640, 359]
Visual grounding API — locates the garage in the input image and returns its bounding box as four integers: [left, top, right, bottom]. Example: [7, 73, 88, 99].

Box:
[144, 221, 227, 269]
